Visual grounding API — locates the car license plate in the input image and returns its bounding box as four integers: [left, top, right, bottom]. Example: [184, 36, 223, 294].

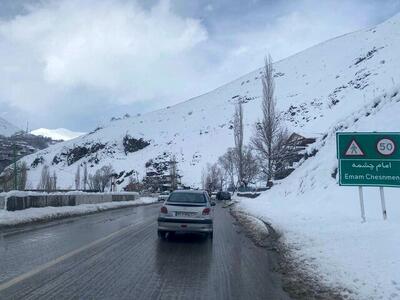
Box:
[176, 211, 196, 217]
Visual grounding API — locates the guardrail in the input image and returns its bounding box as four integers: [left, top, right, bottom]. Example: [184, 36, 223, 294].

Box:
[0, 196, 5, 210]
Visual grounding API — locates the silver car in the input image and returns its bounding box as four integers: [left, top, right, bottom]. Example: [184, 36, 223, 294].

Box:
[157, 190, 215, 239]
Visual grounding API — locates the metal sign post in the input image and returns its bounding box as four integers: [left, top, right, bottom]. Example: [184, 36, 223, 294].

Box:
[337, 132, 400, 222]
[358, 186, 366, 223]
[379, 186, 387, 220]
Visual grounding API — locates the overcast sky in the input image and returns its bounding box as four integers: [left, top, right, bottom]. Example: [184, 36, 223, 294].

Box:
[1, 0, 399, 131]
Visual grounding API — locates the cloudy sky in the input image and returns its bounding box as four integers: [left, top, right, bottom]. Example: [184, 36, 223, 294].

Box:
[1, 0, 399, 131]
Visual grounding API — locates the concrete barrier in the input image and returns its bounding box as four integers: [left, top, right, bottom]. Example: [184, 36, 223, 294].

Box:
[112, 194, 139, 202]
[4, 192, 140, 211]
[75, 194, 112, 205]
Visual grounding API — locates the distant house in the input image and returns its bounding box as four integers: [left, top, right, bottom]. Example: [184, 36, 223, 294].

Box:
[0, 137, 36, 173]
[0, 133, 55, 174]
[274, 133, 317, 180]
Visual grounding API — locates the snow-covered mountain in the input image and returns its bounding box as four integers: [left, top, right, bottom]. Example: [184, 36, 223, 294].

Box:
[0, 117, 21, 137]
[20, 13, 400, 189]
[31, 128, 85, 141]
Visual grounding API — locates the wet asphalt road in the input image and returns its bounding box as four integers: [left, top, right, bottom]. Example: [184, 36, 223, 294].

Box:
[0, 203, 291, 300]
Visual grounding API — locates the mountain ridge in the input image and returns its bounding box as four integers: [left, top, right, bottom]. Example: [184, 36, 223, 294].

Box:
[17, 12, 400, 189]
[31, 128, 85, 141]
[0, 117, 21, 137]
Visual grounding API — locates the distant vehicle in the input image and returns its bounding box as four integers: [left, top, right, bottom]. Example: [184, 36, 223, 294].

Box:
[158, 191, 170, 202]
[216, 191, 231, 201]
[157, 190, 215, 239]
[210, 192, 217, 199]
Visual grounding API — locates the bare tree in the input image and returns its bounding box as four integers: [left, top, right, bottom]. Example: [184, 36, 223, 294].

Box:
[0, 163, 27, 191]
[0, 169, 13, 191]
[251, 55, 285, 181]
[87, 173, 97, 191]
[83, 162, 88, 191]
[241, 146, 259, 186]
[91, 164, 115, 192]
[38, 165, 50, 190]
[218, 148, 236, 189]
[75, 165, 81, 190]
[37, 165, 56, 191]
[233, 101, 244, 185]
[202, 163, 223, 192]
[52, 171, 57, 191]
[169, 155, 178, 190]
[17, 162, 28, 190]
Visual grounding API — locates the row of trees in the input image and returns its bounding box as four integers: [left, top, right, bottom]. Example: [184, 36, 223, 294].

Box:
[202, 145, 259, 191]
[0, 162, 28, 191]
[37, 164, 115, 192]
[38, 165, 57, 191]
[203, 55, 295, 191]
[1, 162, 116, 192]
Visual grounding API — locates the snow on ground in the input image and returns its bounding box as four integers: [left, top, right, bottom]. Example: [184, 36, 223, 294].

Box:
[30, 128, 86, 141]
[237, 89, 400, 300]
[0, 196, 157, 228]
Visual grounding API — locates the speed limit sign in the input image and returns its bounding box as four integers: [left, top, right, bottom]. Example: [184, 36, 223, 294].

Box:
[376, 138, 396, 156]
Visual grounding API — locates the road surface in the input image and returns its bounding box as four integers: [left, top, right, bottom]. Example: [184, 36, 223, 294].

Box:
[0, 203, 291, 299]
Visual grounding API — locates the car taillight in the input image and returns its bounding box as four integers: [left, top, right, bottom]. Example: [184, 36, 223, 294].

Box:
[202, 208, 210, 215]
[161, 206, 168, 214]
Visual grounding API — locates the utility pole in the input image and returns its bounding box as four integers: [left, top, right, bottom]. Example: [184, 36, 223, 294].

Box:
[13, 143, 18, 190]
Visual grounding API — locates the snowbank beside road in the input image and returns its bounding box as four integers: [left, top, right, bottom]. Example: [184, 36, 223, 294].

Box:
[239, 187, 400, 299]
[0, 197, 157, 228]
[238, 189, 400, 299]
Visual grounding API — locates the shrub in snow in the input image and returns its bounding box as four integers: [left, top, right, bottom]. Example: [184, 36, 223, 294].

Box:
[31, 156, 44, 168]
[122, 135, 150, 155]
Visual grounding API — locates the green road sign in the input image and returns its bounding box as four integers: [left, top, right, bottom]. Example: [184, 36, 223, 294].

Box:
[336, 132, 400, 187]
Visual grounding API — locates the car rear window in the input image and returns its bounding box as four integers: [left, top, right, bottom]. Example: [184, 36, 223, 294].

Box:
[167, 192, 206, 204]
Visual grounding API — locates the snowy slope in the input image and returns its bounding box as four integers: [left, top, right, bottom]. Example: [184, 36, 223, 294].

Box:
[0, 117, 20, 137]
[31, 128, 85, 141]
[19, 13, 400, 190]
[239, 87, 400, 299]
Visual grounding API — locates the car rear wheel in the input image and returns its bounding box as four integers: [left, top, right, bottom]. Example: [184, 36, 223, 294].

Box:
[158, 230, 167, 239]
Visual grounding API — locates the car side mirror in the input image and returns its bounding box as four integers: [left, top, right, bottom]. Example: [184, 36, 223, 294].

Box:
[211, 202, 216, 206]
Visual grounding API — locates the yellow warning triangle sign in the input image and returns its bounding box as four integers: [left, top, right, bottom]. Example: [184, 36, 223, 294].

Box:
[345, 139, 364, 156]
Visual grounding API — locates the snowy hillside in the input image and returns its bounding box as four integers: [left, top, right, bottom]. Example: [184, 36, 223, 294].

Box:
[239, 87, 400, 299]
[31, 128, 85, 141]
[20, 13, 400, 189]
[0, 117, 20, 137]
